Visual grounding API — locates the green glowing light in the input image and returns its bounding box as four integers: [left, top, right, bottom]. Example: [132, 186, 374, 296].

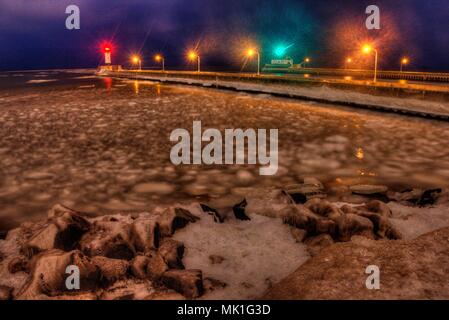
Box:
[274, 46, 287, 57]
[273, 43, 294, 58]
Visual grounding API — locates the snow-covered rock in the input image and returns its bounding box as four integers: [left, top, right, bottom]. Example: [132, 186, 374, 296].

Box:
[263, 227, 449, 300]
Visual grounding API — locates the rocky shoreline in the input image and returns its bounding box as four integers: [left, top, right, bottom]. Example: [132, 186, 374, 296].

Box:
[0, 182, 448, 300]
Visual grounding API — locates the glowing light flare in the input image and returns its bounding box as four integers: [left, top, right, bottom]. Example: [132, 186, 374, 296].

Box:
[330, 14, 399, 67]
[246, 49, 256, 57]
[273, 43, 294, 58]
[330, 13, 400, 73]
[188, 51, 198, 60]
[362, 44, 373, 54]
[228, 34, 259, 66]
[131, 55, 140, 63]
[274, 47, 286, 57]
[346, 58, 352, 63]
[155, 55, 162, 62]
[100, 41, 114, 54]
[401, 58, 409, 65]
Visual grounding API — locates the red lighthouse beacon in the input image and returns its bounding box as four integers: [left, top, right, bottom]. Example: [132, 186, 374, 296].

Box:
[103, 45, 112, 65]
[99, 42, 122, 71]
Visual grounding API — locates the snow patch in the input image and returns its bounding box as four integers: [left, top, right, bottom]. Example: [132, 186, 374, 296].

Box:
[173, 205, 309, 300]
[336, 201, 449, 240]
[388, 202, 449, 240]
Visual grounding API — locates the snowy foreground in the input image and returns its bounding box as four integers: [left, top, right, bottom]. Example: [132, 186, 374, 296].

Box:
[1, 185, 448, 300]
[1, 71, 449, 300]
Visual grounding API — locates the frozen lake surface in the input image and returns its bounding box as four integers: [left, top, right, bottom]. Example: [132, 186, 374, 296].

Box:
[1, 70, 449, 230]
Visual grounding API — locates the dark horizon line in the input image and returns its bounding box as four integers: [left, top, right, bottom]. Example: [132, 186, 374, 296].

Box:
[2, 65, 449, 74]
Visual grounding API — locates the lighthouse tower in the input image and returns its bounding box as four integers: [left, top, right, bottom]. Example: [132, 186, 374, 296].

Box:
[103, 46, 112, 65]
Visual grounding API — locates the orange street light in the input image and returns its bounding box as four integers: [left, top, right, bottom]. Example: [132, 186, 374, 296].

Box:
[345, 57, 352, 69]
[188, 51, 200, 73]
[300, 57, 311, 68]
[188, 52, 196, 60]
[155, 54, 165, 71]
[362, 44, 378, 82]
[246, 49, 260, 76]
[400, 57, 409, 73]
[131, 55, 142, 71]
[362, 44, 372, 54]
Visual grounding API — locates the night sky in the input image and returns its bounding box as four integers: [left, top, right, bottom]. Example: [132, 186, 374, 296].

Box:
[0, 0, 448, 71]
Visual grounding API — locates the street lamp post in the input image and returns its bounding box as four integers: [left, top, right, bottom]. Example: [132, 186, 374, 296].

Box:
[362, 45, 378, 82]
[132, 55, 142, 71]
[247, 49, 260, 76]
[400, 58, 409, 73]
[345, 57, 352, 70]
[374, 50, 378, 82]
[299, 57, 310, 68]
[304, 57, 310, 68]
[188, 52, 200, 73]
[155, 55, 165, 71]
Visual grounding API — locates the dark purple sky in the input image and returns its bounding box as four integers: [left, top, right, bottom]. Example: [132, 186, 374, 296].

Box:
[0, 0, 448, 71]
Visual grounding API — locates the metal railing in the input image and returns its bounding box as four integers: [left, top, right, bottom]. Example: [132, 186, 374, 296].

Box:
[263, 67, 449, 83]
